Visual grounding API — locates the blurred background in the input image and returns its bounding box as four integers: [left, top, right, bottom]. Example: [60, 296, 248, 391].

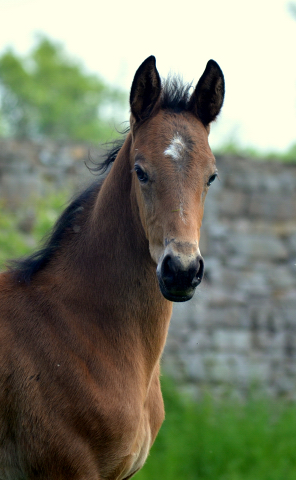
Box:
[1, 0, 296, 478]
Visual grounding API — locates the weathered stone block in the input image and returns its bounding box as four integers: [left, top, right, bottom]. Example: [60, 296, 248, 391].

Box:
[186, 330, 213, 352]
[288, 232, 296, 254]
[227, 233, 288, 261]
[248, 304, 285, 331]
[206, 287, 247, 308]
[249, 192, 296, 221]
[206, 353, 242, 383]
[247, 360, 270, 383]
[218, 190, 247, 217]
[251, 331, 286, 352]
[213, 329, 251, 352]
[268, 266, 296, 291]
[0, 173, 44, 207]
[204, 306, 248, 328]
[180, 353, 207, 381]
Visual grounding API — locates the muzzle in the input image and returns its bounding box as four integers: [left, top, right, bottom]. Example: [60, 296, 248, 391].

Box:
[156, 243, 204, 302]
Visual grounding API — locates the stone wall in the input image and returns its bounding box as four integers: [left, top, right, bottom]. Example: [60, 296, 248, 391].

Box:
[1, 140, 296, 398]
[0, 139, 101, 208]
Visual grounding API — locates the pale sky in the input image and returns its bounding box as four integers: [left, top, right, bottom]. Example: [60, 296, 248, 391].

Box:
[0, 0, 296, 153]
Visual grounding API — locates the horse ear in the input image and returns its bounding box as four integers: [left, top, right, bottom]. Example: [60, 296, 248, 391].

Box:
[130, 56, 161, 123]
[189, 60, 225, 126]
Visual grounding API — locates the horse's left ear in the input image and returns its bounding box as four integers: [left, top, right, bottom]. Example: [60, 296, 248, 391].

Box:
[189, 60, 225, 126]
[130, 56, 161, 123]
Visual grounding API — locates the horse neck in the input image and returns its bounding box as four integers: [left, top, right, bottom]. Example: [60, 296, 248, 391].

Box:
[50, 133, 172, 373]
[89, 134, 152, 282]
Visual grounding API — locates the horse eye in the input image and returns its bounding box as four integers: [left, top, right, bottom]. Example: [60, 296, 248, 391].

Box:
[134, 164, 149, 183]
[207, 173, 217, 186]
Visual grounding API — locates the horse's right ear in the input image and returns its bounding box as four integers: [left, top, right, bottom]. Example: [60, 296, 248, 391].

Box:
[130, 56, 161, 124]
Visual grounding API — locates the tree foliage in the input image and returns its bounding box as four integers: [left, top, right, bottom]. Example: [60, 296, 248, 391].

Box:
[0, 36, 125, 142]
[288, 2, 296, 20]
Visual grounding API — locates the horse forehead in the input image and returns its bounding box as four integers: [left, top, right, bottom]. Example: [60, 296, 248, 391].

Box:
[139, 113, 210, 167]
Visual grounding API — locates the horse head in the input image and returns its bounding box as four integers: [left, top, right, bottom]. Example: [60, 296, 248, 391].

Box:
[130, 56, 224, 302]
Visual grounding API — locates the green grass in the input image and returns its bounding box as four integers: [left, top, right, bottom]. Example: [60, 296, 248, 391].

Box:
[136, 377, 296, 480]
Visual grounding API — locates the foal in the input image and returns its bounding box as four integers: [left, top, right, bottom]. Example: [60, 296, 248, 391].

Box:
[0, 56, 224, 479]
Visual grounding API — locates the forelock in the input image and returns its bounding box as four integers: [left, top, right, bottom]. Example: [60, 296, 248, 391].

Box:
[160, 76, 193, 113]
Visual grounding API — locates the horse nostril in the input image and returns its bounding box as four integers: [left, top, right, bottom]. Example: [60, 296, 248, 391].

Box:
[161, 254, 176, 287]
[192, 256, 204, 287]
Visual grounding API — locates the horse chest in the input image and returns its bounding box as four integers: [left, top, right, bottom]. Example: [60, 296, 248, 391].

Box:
[111, 412, 152, 480]
[93, 375, 165, 479]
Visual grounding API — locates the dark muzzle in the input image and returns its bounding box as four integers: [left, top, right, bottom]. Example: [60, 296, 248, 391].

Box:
[157, 253, 204, 302]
